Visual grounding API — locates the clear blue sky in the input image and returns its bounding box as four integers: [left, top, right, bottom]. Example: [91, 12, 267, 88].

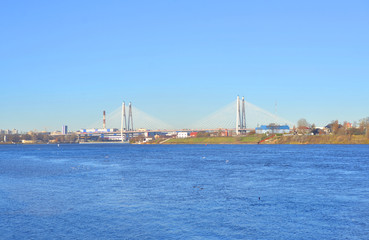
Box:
[1, 0, 368, 131]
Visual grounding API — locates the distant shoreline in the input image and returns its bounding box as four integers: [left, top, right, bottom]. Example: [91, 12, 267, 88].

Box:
[159, 135, 369, 145]
[1, 135, 369, 145]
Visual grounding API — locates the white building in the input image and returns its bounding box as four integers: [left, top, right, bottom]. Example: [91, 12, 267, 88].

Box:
[166, 132, 177, 136]
[177, 132, 189, 138]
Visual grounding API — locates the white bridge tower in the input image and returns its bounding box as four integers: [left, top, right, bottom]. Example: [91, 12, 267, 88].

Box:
[236, 96, 247, 135]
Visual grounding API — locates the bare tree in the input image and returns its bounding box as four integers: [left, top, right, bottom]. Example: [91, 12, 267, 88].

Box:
[362, 117, 369, 139]
[331, 120, 340, 135]
[359, 117, 369, 136]
[297, 118, 309, 128]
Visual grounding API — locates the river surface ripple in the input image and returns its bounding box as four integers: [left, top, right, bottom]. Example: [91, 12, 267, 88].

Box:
[1, 144, 369, 239]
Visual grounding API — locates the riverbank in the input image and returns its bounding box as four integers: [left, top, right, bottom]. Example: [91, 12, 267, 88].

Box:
[161, 134, 369, 144]
[265, 135, 369, 144]
[162, 135, 264, 144]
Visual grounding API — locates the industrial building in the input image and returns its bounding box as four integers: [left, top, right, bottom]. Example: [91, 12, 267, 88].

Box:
[80, 128, 117, 133]
[62, 125, 68, 135]
[0, 129, 18, 134]
[255, 125, 290, 134]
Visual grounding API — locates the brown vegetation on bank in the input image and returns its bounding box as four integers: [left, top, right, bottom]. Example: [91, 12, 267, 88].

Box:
[264, 135, 369, 144]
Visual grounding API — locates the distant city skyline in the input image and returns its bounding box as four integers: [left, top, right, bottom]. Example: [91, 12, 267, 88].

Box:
[1, 1, 368, 131]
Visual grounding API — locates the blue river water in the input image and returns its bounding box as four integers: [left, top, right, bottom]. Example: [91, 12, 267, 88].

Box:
[1, 144, 369, 239]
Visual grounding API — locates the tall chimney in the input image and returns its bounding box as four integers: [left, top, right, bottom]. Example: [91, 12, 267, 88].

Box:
[103, 110, 106, 129]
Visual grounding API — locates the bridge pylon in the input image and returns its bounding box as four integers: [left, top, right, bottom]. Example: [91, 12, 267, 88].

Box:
[128, 102, 133, 138]
[120, 101, 134, 142]
[236, 96, 247, 135]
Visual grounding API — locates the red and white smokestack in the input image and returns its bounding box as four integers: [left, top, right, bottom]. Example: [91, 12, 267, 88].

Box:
[103, 110, 106, 129]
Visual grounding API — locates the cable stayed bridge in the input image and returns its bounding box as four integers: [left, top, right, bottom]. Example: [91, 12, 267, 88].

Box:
[80, 96, 293, 142]
[190, 97, 293, 130]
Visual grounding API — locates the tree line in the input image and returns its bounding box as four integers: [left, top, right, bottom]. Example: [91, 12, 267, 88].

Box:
[296, 117, 369, 138]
